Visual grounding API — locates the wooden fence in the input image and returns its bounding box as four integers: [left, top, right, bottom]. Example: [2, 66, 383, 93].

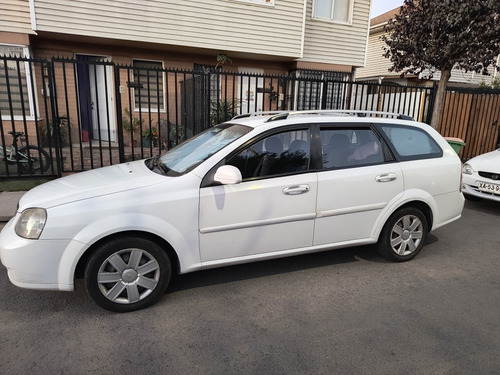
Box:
[437, 88, 500, 160]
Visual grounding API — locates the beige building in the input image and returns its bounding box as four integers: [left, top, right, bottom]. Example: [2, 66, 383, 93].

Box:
[357, 8, 500, 87]
[1, 0, 372, 74]
[1, 0, 373, 149]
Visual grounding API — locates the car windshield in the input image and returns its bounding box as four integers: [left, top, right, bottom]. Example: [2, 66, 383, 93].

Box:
[148, 124, 251, 176]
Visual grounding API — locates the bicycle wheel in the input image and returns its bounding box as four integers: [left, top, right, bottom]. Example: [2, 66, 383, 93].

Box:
[17, 146, 51, 173]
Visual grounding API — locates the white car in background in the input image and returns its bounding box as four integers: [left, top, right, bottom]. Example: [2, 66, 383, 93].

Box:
[462, 148, 500, 202]
[0, 111, 465, 312]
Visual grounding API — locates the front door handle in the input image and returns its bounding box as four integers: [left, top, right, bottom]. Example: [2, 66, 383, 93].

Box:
[376, 173, 397, 182]
[283, 185, 310, 195]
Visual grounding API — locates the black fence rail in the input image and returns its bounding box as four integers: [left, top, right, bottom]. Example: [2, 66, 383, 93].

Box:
[2, 55, 498, 180]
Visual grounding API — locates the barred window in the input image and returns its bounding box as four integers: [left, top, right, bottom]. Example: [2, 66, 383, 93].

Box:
[0, 46, 35, 119]
[132, 59, 165, 111]
[291, 69, 350, 111]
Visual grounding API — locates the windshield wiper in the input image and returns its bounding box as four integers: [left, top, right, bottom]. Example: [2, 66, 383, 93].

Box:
[146, 155, 170, 175]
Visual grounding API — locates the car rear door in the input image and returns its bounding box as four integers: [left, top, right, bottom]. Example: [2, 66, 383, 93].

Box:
[314, 125, 404, 246]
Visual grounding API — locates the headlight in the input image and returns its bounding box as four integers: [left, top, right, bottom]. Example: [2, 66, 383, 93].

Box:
[462, 163, 473, 175]
[15, 208, 47, 239]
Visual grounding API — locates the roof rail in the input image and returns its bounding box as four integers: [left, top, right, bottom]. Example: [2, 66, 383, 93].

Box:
[231, 111, 286, 120]
[267, 110, 414, 122]
[232, 110, 415, 122]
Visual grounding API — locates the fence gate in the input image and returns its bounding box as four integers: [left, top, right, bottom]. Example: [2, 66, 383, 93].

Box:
[1, 56, 60, 179]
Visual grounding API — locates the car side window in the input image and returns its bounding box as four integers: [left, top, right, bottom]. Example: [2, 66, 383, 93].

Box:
[226, 129, 310, 180]
[321, 127, 384, 169]
[379, 125, 442, 160]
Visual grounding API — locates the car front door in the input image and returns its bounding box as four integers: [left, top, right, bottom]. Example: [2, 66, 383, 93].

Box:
[199, 128, 317, 265]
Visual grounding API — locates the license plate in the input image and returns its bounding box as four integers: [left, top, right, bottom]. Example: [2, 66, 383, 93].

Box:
[478, 181, 500, 195]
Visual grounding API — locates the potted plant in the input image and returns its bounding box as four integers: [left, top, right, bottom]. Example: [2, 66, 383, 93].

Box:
[40, 117, 69, 147]
[142, 127, 159, 148]
[122, 108, 141, 147]
[169, 125, 185, 147]
[210, 98, 238, 126]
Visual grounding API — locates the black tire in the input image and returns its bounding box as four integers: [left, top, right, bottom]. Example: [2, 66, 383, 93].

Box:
[18, 145, 51, 173]
[85, 236, 171, 312]
[376, 207, 428, 262]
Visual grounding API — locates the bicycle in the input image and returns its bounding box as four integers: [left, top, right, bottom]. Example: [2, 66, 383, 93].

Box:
[0, 131, 51, 174]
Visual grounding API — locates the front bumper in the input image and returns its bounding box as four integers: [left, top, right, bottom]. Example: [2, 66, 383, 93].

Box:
[462, 175, 500, 203]
[0, 216, 74, 291]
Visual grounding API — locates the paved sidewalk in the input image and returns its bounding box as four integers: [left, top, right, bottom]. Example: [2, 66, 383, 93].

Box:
[0, 191, 26, 222]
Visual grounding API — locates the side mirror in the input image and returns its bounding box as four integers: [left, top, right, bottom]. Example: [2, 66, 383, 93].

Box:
[214, 165, 242, 185]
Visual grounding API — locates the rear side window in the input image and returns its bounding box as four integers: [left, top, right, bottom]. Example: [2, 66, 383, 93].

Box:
[321, 127, 384, 169]
[379, 125, 442, 160]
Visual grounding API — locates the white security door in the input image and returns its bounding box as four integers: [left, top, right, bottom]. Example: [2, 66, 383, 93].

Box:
[238, 67, 264, 114]
[88, 60, 116, 142]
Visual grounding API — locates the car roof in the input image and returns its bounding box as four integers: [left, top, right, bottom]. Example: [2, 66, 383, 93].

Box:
[227, 110, 418, 129]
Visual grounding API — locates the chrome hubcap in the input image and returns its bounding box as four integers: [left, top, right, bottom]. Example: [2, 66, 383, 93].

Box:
[97, 249, 160, 304]
[122, 269, 138, 283]
[390, 215, 423, 256]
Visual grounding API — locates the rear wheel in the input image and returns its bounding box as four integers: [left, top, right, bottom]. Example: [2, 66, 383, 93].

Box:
[85, 236, 171, 312]
[377, 207, 428, 262]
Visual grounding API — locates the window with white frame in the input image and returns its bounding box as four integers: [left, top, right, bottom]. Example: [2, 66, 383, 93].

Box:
[312, 0, 351, 23]
[132, 59, 165, 111]
[0, 45, 36, 119]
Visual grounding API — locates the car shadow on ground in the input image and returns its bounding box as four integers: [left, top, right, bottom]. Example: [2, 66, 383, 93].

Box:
[167, 243, 398, 294]
[0, 237, 442, 314]
[464, 198, 500, 217]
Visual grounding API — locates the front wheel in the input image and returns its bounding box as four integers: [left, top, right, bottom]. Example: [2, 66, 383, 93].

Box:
[376, 207, 428, 262]
[18, 146, 51, 173]
[85, 236, 171, 312]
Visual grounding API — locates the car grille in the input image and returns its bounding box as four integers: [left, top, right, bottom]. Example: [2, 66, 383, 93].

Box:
[478, 171, 500, 181]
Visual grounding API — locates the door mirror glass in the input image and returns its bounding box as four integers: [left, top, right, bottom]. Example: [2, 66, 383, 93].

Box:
[214, 165, 242, 185]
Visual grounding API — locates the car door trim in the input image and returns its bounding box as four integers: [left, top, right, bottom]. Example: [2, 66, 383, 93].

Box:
[199, 212, 317, 234]
[317, 202, 387, 218]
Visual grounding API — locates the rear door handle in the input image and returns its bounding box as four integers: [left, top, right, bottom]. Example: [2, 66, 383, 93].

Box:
[283, 185, 310, 195]
[376, 173, 397, 182]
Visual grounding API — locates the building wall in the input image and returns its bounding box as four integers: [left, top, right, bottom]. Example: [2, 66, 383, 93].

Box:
[356, 29, 394, 79]
[0, 0, 34, 35]
[300, 0, 370, 67]
[32, 0, 305, 59]
[2, 0, 372, 71]
[430, 67, 499, 86]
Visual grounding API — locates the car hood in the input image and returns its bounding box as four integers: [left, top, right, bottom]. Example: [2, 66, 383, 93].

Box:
[468, 149, 500, 172]
[18, 160, 169, 211]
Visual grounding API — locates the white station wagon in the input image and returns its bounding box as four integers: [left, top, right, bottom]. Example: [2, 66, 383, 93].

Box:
[0, 111, 465, 312]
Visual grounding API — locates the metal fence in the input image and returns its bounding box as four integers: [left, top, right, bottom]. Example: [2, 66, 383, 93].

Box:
[1, 55, 497, 180]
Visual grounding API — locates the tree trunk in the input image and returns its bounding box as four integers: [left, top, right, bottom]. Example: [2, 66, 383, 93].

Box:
[430, 69, 451, 129]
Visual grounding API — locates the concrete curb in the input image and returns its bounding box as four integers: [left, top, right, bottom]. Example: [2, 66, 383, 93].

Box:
[0, 191, 26, 222]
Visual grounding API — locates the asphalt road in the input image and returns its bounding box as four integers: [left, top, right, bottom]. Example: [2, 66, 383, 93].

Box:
[1, 200, 499, 375]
